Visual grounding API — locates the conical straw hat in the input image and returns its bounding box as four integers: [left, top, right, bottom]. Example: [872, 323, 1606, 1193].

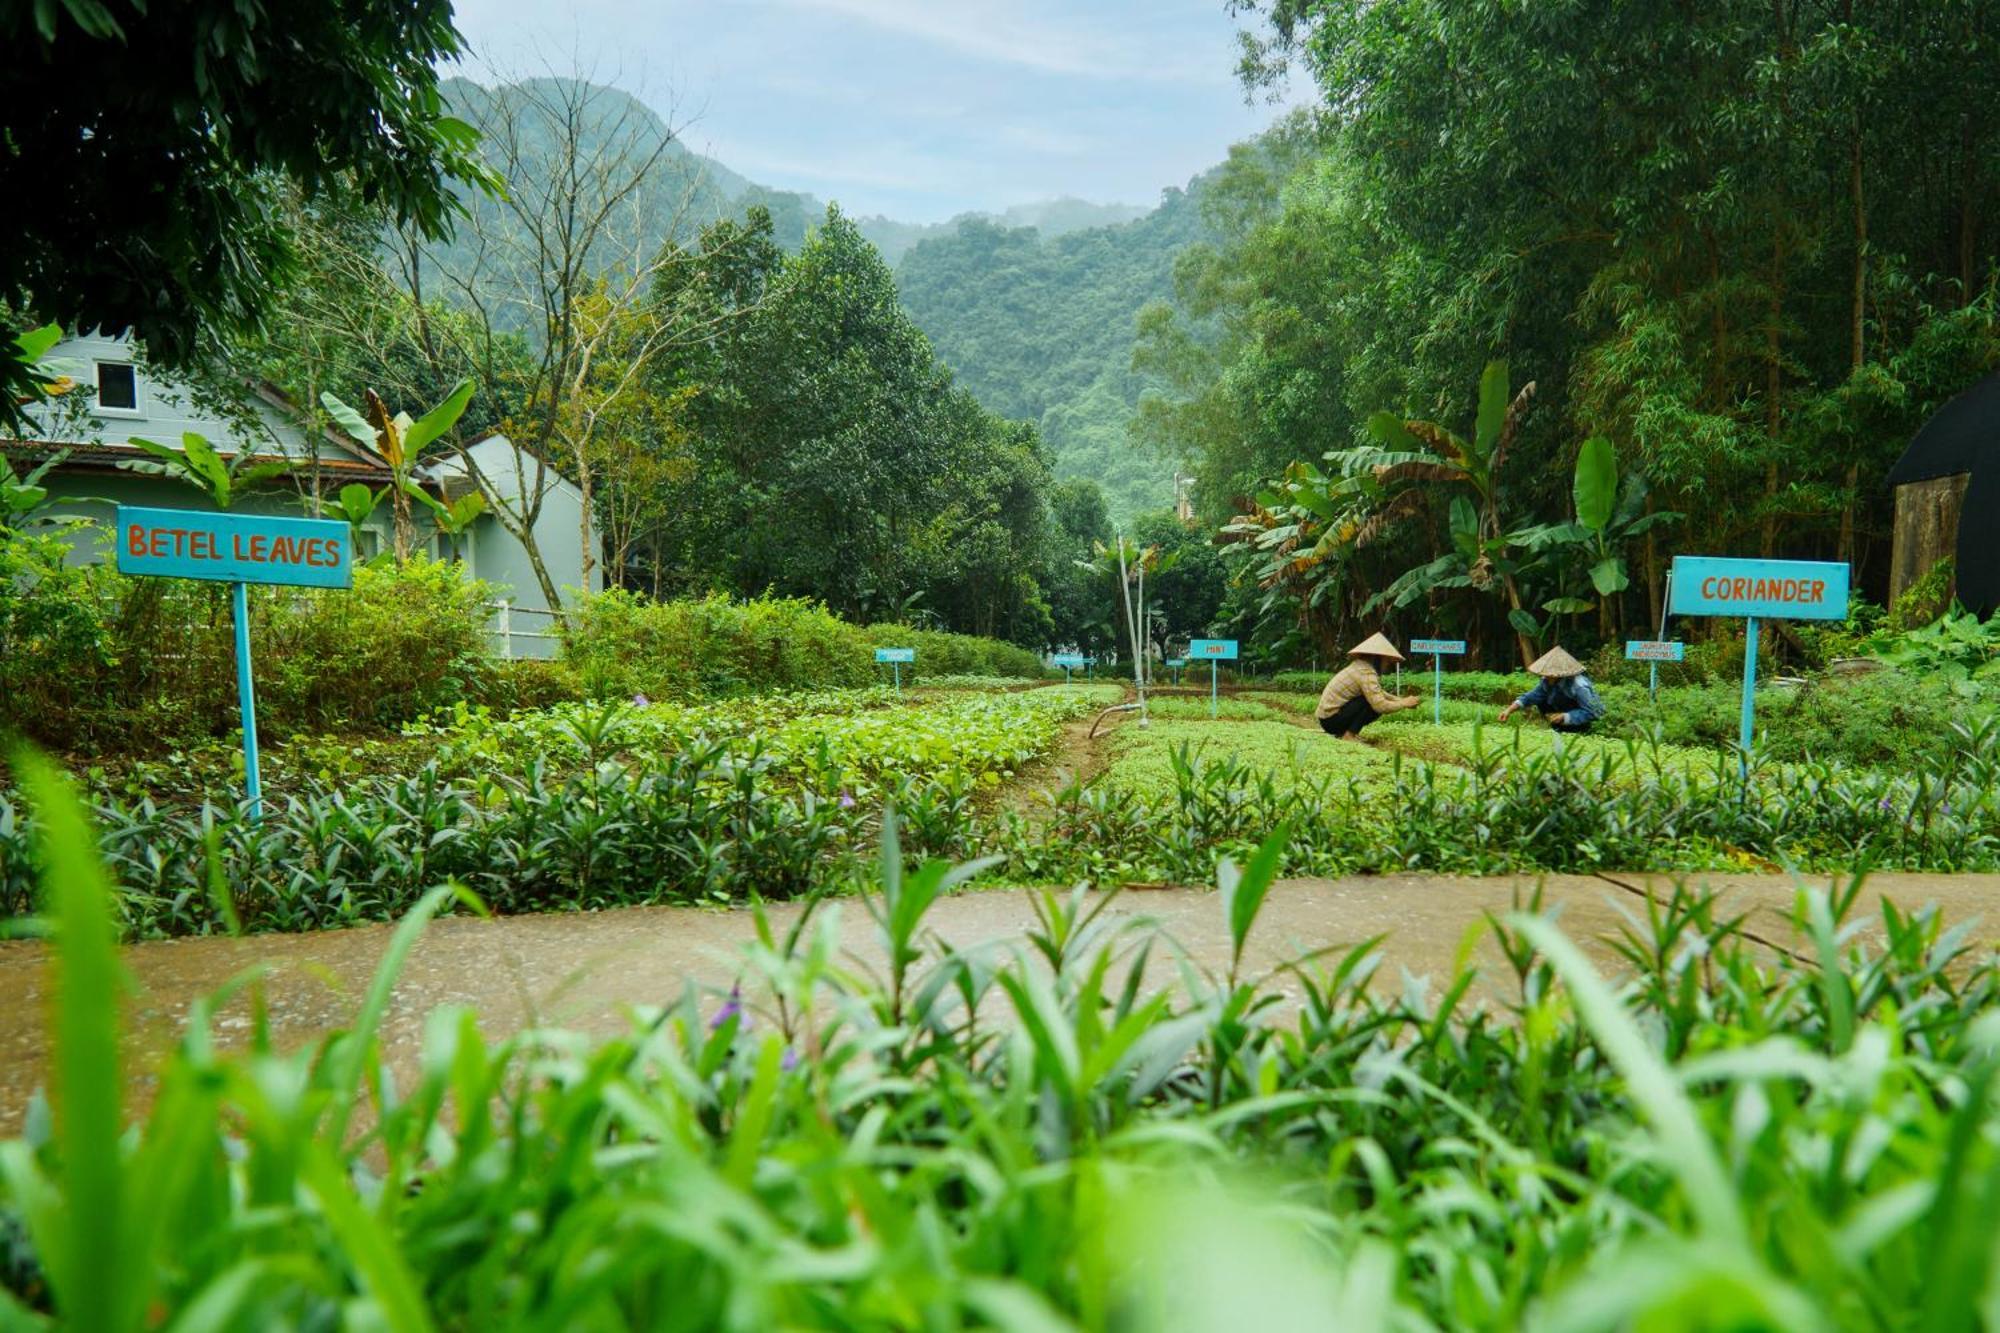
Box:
[1527, 646, 1585, 677]
[1347, 632, 1405, 662]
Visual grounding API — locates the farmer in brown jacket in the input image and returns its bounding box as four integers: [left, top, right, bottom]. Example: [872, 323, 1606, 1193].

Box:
[1316, 633, 1422, 738]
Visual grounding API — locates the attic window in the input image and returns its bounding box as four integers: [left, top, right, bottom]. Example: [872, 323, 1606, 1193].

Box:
[95, 362, 138, 412]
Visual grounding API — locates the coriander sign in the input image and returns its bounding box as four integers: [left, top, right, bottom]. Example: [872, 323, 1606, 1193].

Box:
[875, 646, 914, 690]
[1667, 556, 1849, 769]
[1188, 638, 1238, 716]
[117, 506, 352, 818]
[1410, 638, 1466, 724]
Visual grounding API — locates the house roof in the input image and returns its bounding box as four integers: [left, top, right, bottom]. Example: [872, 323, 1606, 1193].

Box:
[2, 437, 397, 483]
[1888, 370, 2000, 485]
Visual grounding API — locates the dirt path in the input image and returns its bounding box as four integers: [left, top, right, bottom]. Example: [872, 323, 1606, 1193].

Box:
[1, 870, 1994, 1133]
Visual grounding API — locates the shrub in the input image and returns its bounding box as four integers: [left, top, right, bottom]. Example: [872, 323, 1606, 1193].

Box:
[560, 589, 1047, 700]
[0, 527, 495, 752]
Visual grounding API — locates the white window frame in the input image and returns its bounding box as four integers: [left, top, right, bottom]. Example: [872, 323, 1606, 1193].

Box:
[92, 360, 143, 418]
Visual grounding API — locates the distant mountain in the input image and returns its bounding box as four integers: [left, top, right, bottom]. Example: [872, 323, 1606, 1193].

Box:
[433, 76, 1203, 518]
[894, 183, 1210, 519]
[855, 198, 1151, 266]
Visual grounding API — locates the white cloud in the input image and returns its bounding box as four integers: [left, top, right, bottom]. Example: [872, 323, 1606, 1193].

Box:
[779, 0, 1224, 83]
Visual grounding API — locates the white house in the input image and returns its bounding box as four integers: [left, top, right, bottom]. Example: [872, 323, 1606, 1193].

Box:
[5, 332, 601, 657]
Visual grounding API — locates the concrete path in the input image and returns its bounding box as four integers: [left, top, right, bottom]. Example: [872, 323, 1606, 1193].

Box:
[1, 870, 1993, 1132]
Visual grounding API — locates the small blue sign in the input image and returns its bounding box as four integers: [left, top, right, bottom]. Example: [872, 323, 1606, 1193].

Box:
[1669, 557, 1849, 621]
[1625, 640, 1686, 662]
[1052, 652, 1086, 668]
[117, 506, 351, 588]
[1166, 658, 1186, 668]
[1410, 638, 1467, 655]
[874, 647, 915, 663]
[1188, 639, 1239, 660]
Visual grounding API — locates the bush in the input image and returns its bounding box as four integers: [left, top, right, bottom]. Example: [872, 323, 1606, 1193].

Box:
[0, 527, 494, 752]
[560, 590, 1047, 700]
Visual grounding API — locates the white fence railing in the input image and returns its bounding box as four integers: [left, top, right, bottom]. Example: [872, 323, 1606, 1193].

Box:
[486, 600, 566, 660]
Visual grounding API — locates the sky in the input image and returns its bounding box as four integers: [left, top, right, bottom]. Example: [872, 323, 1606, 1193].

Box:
[446, 0, 1303, 223]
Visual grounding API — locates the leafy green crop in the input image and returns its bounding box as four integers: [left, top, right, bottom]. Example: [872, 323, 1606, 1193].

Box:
[11, 764, 2000, 1328]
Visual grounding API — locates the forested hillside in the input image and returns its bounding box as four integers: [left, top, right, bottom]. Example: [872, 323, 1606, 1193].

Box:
[425, 77, 1186, 522]
[896, 184, 1209, 519]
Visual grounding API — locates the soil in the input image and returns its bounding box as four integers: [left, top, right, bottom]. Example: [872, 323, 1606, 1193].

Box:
[1, 869, 1995, 1134]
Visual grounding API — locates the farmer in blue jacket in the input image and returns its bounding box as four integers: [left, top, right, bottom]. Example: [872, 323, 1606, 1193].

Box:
[1497, 646, 1606, 734]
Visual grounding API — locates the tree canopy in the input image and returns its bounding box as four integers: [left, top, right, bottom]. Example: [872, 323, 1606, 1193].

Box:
[0, 0, 492, 429]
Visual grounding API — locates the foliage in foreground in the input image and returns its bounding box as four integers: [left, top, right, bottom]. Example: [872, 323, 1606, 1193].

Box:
[8, 767, 2000, 1328]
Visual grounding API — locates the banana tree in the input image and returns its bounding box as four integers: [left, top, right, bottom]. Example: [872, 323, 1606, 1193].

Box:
[122, 431, 294, 509]
[1511, 437, 1680, 639]
[1328, 361, 1540, 664]
[1, 449, 74, 533]
[321, 380, 474, 562]
[406, 485, 487, 561]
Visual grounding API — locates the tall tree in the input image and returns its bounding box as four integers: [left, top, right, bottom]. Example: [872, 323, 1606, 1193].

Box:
[0, 0, 491, 431]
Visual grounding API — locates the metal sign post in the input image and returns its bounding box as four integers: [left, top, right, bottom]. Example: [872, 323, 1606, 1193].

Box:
[875, 646, 915, 690]
[1053, 651, 1084, 684]
[116, 506, 352, 819]
[1410, 639, 1467, 724]
[1624, 640, 1685, 701]
[1667, 556, 1849, 774]
[1188, 639, 1239, 718]
[1167, 657, 1185, 687]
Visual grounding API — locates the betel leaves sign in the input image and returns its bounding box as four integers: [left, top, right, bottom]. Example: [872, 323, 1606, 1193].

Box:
[118, 506, 352, 588]
[115, 506, 354, 821]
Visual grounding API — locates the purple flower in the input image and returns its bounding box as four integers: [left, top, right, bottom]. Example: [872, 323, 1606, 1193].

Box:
[709, 985, 742, 1032]
[1879, 797, 1894, 811]
[632, 693, 651, 707]
[782, 1047, 800, 1073]
[838, 791, 856, 809]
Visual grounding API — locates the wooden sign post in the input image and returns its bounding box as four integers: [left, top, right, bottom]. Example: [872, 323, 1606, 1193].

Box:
[1188, 639, 1238, 717]
[1410, 639, 1467, 724]
[117, 506, 352, 819]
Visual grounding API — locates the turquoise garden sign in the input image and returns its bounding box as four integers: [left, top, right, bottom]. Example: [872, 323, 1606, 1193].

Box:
[117, 506, 352, 817]
[1188, 638, 1237, 716]
[1410, 638, 1467, 724]
[1668, 556, 1849, 770]
[875, 646, 914, 690]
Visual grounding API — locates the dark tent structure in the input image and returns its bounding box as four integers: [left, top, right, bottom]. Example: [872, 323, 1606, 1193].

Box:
[1887, 372, 1999, 618]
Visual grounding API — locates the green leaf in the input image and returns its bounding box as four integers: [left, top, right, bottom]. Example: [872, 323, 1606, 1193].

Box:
[1365, 410, 1419, 451]
[17, 749, 128, 1332]
[1509, 915, 1747, 1249]
[1543, 597, 1594, 615]
[320, 392, 379, 448]
[1508, 608, 1542, 638]
[1474, 360, 1509, 456]
[1574, 435, 1618, 532]
[400, 379, 475, 455]
[1589, 556, 1629, 596]
[12, 323, 63, 363]
[337, 483, 379, 523]
[178, 432, 232, 504]
[1221, 823, 1291, 975]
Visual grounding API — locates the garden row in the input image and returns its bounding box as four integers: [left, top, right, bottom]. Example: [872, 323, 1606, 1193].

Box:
[0, 685, 1115, 935]
[0, 532, 1047, 753]
[6, 765, 1999, 1328]
[5, 680, 1996, 939]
